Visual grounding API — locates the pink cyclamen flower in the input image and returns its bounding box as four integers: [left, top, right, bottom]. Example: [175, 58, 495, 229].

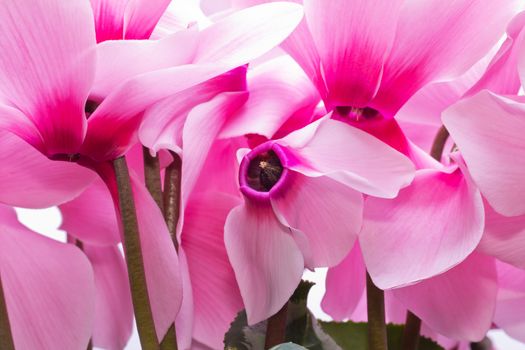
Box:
[230, 0, 521, 165]
[225, 117, 414, 324]
[323, 242, 499, 342]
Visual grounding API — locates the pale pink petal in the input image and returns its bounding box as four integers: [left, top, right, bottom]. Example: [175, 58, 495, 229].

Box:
[151, 0, 210, 39]
[321, 243, 366, 321]
[0, 132, 96, 208]
[178, 92, 248, 238]
[224, 202, 304, 324]
[182, 193, 243, 349]
[219, 56, 319, 139]
[466, 10, 525, 97]
[193, 2, 303, 65]
[271, 171, 362, 268]
[392, 253, 497, 341]
[0, 205, 95, 350]
[372, 0, 520, 116]
[90, 0, 128, 42]
[60, 177, 120, 246]
[443, 91, 525, 216]
[360, 168, 484, 289]
[83, 244, 133, 350]
[83, 3, 302, 160]
[129, 173, 183, 340]
[92, 29, 199, 98]
[175, 250, 194, 350]
[0, 103, 45, 152]
[140, 67, 246, 153]
[303, 0, 404, 108]
[124, 0, 170, 39]
[493, 261, 525, 343]
[478, 201, 525, 269]
[282, 119, 415, 198]
[0, 0, 96, 154]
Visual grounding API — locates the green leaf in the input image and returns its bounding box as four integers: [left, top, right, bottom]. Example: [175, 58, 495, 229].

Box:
[225, 280, 333, 350]
[319, 321, 444, 350]
[270, 343, 309, 350]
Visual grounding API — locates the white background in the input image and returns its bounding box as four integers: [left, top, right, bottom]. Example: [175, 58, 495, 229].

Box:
[15, 207, 525, 350]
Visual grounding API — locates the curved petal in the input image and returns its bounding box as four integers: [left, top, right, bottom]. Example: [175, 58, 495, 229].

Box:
[128, 173, 183, 340]
[175, 250, 194, 350]
[494, 261, 525, 343]
[303, 0, 403, 108]
[219, 56, 319, 139]
[178, 92, 249, 238]
[0, 132, 97, 208]
[183, 193, 243, 349]
[90, 0, 128, 42]
[281, 119, 415, 198]
[360, 168, 484, 289]
[321, 243, 366, 321]
[60, 177, 121, 246]
[83, 244, 133, 350]
[443, 91, 525, 216]
[372, 0, 520, 116]
[92, 29, 199, 98]
[124, 0, 170, 39]
[466, 10, 525, 97]
[193, 2, 303, 65]
[271, 171, 362, 268]
[392, 253, 497, 341]
[140, 67, 246, 153]
[0, 0, 96, 154]
[224, 202, 304, 324]
[84, 2, 302, 160]
[478, 201, 525, 269]
[0, 205, 95, 350]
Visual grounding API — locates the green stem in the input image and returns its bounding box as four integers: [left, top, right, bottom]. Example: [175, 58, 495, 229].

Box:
[264, 302, 289, 349]
[143, 147, 165, 213]
[159, 324, 178, 350]
[430, 125, 450, 162]
[149, 152, 182, 349]
[366, 273, 388, 350]
[401, 311, 421, 350]
[113, 157, 159, 350]
[0, 272, 15, 350]
[163, 153, 182, 249]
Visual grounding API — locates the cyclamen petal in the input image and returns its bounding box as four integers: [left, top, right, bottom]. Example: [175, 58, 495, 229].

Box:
[280, 118, 415, 198]
[303, 0, 404, 108]
[360, 167, 484, 289]
[443, 91, 525, 216]
[0, 0, 96, 155]
[271, 170, 362, 268]
[392, 253, 497, 341]
[0, 205, 95, 350]
[82, 244, 133, 350]
[224, 202, 304, 325]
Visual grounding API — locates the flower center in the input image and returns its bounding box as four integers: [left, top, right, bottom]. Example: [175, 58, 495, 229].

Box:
[85, 99, 100, 118]
[246, 150, 283, 192]
[239, 142, 290, 201]
[334, 106, 379, 121]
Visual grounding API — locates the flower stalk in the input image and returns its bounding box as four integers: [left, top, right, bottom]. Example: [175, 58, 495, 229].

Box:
[142, 151, 179, 349]
[264, 302, 289, 349]
[401, 311, 421, 350]
[143, 147, 165, 213]
[366, 273, 388, 350]
[113, 157, 159, 350]
[0, 273, 15, 350]
[163, 153, 182, 248]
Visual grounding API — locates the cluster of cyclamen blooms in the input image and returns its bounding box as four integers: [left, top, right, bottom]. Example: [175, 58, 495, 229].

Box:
[2, 0, 525, 349]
